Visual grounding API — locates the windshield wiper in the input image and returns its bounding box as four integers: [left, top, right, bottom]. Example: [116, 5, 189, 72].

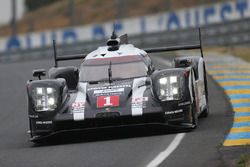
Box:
[108, 61, 112, 84]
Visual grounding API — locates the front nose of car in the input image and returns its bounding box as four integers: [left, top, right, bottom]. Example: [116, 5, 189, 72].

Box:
[85, 82, 133, 110]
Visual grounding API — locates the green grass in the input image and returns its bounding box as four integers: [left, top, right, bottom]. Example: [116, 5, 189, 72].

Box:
[237, 154, 250, 167]
[216, 142, 223, 149]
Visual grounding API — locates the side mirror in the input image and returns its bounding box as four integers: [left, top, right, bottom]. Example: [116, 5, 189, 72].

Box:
[147, 65, 155, 75]
[33, 69, 46, 80]
[145, 78, 151, 86]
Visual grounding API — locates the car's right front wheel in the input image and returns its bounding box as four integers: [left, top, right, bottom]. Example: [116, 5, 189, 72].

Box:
[190, 98, 199, 129]
[200, 63, 209, 117]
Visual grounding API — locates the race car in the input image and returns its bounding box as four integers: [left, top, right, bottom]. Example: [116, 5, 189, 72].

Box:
[26, 31, 209, 143]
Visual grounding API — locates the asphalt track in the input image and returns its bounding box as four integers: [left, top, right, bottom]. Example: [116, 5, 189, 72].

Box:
[0, 55, 233, 167]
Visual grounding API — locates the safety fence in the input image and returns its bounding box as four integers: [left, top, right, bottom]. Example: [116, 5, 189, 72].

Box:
[0, 18, 249, 63]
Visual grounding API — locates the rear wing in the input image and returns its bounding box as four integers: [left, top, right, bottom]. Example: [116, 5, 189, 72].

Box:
[144, 28, 204, 58]
[53, 28, 203, 67]
[53, 41, 87, 67]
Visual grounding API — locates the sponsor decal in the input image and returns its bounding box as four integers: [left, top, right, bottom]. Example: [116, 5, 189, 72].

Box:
[165, 109, 183, 115]
[94, 88, 124, 96]
[73, 82, 87, 121]
[97, 95, 120, 108]
[72, 102, 85, 111]
[35, 121, 53, 125]
[88, 85, 131, 91]
[132, 97, 149, 108]
[132, 97, 149, 104]
[178, 101, 191, 106]
[131, 77, 147, 116]
[29, 115, 39, 118]
[132, 104, 147, 109]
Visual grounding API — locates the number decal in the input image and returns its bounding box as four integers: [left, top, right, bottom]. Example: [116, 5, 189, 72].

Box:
[97, 96, 119, 108]
[104, 96, 112, 106]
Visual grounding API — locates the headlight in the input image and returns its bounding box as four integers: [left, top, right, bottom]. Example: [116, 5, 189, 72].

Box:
[158, 76, 182, 101]
[33, 87, 58, 112]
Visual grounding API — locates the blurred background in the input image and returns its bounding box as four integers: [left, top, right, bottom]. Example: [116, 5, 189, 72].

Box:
[0, 0, 249, 62]
[0, 0, 227, 34]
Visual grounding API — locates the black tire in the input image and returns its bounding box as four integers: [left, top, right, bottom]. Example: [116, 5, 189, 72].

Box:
[32, 139, 45, 145]
[191, 97, 199, 128]
[28, 118, 34, 138]
[191, 74, 199, 128]
[200, 63, 209, 117]
[31, 137, 53, 145]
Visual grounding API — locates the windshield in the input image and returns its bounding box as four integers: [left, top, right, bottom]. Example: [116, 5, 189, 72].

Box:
[79, 56, 148, 82]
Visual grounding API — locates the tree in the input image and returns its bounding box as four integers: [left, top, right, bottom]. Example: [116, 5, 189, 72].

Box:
[25, 0, 59, 11]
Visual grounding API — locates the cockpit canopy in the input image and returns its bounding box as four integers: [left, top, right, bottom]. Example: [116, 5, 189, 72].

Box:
[79, 55, 148, 82]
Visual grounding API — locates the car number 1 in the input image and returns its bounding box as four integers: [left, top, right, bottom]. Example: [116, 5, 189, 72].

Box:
[97, 96, 120, 108]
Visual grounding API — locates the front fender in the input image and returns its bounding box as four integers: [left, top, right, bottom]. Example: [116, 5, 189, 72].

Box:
[26, 78, 69, 136]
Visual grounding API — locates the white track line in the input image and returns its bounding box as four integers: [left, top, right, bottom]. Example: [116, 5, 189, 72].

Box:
[146, 133, 186, 167]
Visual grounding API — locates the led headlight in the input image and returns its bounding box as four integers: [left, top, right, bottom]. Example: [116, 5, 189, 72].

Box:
[158, 76, 182, 101]
[33, 87, 58, 112]
[159, 77, 168, 85]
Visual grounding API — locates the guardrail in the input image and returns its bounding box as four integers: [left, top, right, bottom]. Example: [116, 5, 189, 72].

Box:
[0, 18, 249, 63]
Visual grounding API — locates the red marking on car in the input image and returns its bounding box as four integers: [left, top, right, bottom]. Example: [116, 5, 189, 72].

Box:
[97, 96, 120, 108]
